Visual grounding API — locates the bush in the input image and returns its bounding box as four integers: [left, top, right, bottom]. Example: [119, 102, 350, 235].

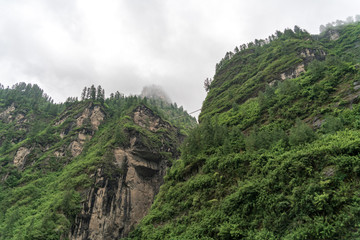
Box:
[320, 115, 344, 134]
[289, 119, 317, 146]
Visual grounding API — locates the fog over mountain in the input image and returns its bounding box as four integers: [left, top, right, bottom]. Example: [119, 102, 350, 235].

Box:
[140, 85, 171, 103]
[0, 0, 359, 117]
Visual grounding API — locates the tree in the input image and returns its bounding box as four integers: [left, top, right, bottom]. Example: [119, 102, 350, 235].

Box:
[81, 87, 87, 100]
[204, 78, 212, 92]
[335, 19, 345, 26]
[289, 119, 316, 146]
[356, 15, 360, 22]
[294, 25, 301, 34]
[319, 25, 326, 33]
[283, 28, 295, 38]
[114, 91, 122, 100]
[86, 87, 91, 99]
[346, 16, 354, 23]
[320, 116, 344, 134]
[96, 85, 104, 102]
[90, 85, 96, 100]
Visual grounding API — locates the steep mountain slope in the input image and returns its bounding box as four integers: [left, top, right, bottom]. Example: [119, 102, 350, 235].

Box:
[0, 86, 196, 240]
[129, 22, 360, 239]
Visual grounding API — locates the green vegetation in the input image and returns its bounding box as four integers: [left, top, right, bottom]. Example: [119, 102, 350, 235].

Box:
[2, 19, 360, 240]
[0, 84, 196, 239]
[128, 21, 360, 239]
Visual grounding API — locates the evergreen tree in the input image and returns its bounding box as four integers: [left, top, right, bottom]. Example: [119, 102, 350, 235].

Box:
[86, 87, 91, 99]
[289, 119, 317, 146]
[204, 78, 212, 92]
[96, 85, 102, 101]
[101, 89, 105, 102]
[90, 85, 96, 100]
[81, 87, 87, 100]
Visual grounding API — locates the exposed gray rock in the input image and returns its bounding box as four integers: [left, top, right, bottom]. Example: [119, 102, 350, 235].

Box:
[329, 30, 340, 41]
[279, 48, 326, 81]
[280, 63, 305, 80]
[0, 103, 15, 122]
[13, 147, 31, 168]
[69, 105, 179, 239]
[322, 166, 336, 177]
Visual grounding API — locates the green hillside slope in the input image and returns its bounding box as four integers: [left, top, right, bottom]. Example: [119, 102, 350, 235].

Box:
[129, 22, 360, 239]
[0, 84, 196, 239]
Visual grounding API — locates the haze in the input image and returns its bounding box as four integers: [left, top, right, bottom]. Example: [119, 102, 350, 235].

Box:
[0, 0, 359, 117]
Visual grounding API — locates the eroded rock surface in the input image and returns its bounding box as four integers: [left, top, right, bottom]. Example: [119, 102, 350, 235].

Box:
[279, 48, 326, 81]
[69, 105, 179, 239]
[76, 104, 105, 130]
[133, 106, 166, 132]
[329, 30, 340, 41]
[281, 63, 305, 80]
[13, 147, 31, 168]
[63, 103, 103, 157]
[70, 146, 168, 239]
[0, 104, 15, 122]
[70, 147, 170, 239]
[90, 106, 104, 130]
[69, 141, 83, 157]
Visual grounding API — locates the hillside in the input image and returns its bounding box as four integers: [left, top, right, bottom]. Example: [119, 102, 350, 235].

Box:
[128, 22, 360, 239]
[0, 84, 196, 239]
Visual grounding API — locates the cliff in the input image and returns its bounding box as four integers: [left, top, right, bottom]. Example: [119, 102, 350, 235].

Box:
[70, 106, 179, 239]
[0, 89, 196, 240]
[129, 22, 360, 239]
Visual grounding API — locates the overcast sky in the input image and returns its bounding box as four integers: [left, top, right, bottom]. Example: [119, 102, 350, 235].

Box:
[0, 0, 359, 116]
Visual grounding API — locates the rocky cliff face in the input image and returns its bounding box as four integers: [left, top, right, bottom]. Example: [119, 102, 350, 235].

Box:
[0, 85, 196, 240]
[280, 48, 326, 80]
[69, 105, 179, 239]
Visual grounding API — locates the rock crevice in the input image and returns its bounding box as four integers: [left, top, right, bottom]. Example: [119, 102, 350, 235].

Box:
[69, 146, 169, 239]
[69, 105, 179, 239]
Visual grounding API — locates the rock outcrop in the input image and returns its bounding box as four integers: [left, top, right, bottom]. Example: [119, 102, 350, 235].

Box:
[70, 147, 169, 239]
[69, 105, 180, 239]
[76, 105, 105, 130]
[280, 63, 306, 80]
[13, 147, 31, 168]
[0, 103, 15, 122]
[60, 103, 105, 157]
[328, 30, 340, 41]
[279, 48, 326, 81]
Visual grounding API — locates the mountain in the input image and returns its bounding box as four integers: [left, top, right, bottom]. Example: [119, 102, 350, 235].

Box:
[128, 22, 360, 239]
[0, 85, 196, 239]
[2, 20, 360, 240]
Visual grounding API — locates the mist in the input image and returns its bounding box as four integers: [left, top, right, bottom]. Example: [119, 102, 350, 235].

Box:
[0, 0, 359, 118]
[140, 85, 171, 103]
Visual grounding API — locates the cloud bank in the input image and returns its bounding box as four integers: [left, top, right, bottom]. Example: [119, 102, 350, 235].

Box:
[0, 0, 359, 116]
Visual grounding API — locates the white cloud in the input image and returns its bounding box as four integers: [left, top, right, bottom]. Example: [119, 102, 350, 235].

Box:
[0, 0, 359, 116]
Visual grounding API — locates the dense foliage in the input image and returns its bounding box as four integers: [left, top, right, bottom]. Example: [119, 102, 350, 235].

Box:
[2, 19, 360, 240]
[0, 85, 196, 240]
[128, 22, 360, 239]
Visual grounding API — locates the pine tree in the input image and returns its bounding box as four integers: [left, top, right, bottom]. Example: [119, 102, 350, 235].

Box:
[81, 87, 87, 100]
[204, 78, 212, 92]
[90, 85, 96, 100]
[96, 85, 102, 101]
[101, 89, 105, 102]
[86, 87, 91, 99]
